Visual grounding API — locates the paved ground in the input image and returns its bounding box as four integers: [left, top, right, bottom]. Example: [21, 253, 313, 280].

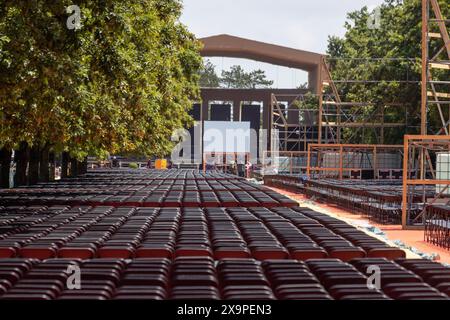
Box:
[269, 187, 450, 265]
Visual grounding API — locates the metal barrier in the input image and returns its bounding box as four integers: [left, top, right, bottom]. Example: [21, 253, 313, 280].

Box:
[402, 135, 450, 232]
[306, 144, 404, 180]
[425, 204, 450, 250]
[261, 151, 308, 176]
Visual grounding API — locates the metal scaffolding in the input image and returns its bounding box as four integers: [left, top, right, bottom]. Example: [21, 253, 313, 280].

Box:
[271, 93, 324, 152]
[421, 0, 450, 135]
[318, 57, 411, 146]
[270, 57, 411, 152]
[401, 135, 450, 229]
[401, 0, 450, 231]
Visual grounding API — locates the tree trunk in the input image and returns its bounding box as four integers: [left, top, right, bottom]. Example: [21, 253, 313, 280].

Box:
[81, 157, 88, 175]
[49, 152, 56, 181]
[28, 145, 40, 185]
[77, 160, 83, 176]
[0, 148, 12, 188]
[39, 146, 50, 182]
[70, 157, 78, 177]
[77, 157, 88, 175]
[14, 142, 29, 187]
[61, 152, 69, 179]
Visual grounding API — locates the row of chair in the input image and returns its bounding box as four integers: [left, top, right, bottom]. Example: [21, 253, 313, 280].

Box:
[25, 179, 264, 191]
[1, 257, 448, 300]
[0, 206, 405, 261]
[75, 169, 245, 180]
[292, 208, 406, 259]
[350, 258, 449, 299]
[0, 190, 298, 208]
[1, 169, 448, 300]
[425, 205, 450, 250]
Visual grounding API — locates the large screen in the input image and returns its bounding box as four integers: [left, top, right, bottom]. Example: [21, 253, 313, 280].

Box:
[203, 121, 251, 153]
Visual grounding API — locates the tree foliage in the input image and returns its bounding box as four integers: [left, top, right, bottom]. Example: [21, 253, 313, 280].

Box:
[198, 61, 274, 89]
[221, 65, 273, 89]
[199, 59, 220, 88]
[0, 0, 202, 160]
[326, 0, 449, 143]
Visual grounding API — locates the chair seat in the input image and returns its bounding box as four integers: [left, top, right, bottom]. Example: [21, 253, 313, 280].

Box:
[19, 247, 57, 259]
[290, 249, 328, 260]
[368, 248, 405, 259]
[58, 247, 96, 259]
[97, 247, 134, 259]
[0, 247, 18, 258]
[214, 248, 251, 259]
[328, 248, 366, 261]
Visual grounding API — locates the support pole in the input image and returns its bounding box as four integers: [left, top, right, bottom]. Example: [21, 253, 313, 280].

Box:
[374, 146, 378, 179]
[203, 153, 206, 173]
[318, 59, 324, 145]
[290, 152, 293, 175]
[264, 95, 272, 152]
[233, 100, 241, 122]
[402, 136, 410, 229]
[421, 0, 428, 135]
[306, 144, 311, 178]
[430, 0, 450, 59]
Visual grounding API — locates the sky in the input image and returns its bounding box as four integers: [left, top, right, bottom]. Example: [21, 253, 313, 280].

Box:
[180, 0, 386, 88]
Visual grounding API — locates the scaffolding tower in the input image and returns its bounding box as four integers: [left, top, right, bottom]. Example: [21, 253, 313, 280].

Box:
[421, 0, 450, 135]
[401, 0, 450, 229]
[271, 93, 323, 152]
[271, 57, 411, 152]
[319, 57, 411, 146]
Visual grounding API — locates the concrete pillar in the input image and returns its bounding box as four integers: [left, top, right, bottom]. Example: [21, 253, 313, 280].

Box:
[263, 95, 272, 151]
[201, 100, 209, 122]
[201, 100, 209, 167]
[233, 100, 241, 121]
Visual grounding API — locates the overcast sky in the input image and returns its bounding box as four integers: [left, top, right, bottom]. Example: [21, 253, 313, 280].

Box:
[180, 0, 386, 88]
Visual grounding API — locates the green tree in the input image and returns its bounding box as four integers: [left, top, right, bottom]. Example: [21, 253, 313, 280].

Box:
[221, 65, 273, 89]
[326, 0, 449, 144]
[199, 59, 220, 87]
[247, 69, 274, 88]
[0, 0, 202, 186]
